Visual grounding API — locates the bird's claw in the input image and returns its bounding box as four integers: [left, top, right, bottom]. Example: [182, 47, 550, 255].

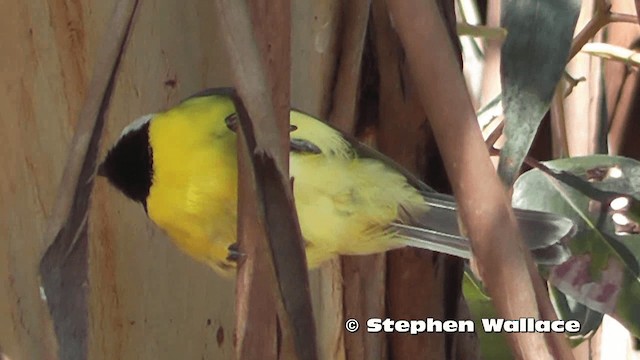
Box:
[226, 113, 320, 155]
[290, 138, 322, 154]
[225, 114, 239, 132]
[226, 243, 246, 262]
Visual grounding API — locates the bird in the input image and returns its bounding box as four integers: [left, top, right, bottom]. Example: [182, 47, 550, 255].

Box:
[98, 87, 575, 276]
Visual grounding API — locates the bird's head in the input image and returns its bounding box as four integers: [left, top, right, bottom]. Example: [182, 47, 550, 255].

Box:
[98, 88, 238, 209]
[98, 113, 154, 209]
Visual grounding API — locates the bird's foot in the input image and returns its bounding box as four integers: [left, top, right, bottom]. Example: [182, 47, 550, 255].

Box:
[226, 243, 246, 262]
[225, 114, 239, 132]
[290, 138, 322, 154]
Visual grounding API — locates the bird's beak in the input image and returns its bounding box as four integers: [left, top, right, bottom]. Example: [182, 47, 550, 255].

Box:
[97, 161, 107, 177]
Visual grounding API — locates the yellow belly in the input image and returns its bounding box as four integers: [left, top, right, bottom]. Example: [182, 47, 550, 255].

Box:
[147, 151, 425, 276]
[145, 103, 425, 276]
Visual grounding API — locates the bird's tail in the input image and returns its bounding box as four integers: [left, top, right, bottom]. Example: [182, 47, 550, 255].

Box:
[393, 192, 576, 265]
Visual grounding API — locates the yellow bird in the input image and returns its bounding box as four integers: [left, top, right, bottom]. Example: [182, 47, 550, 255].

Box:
[98, 88, 574, 276]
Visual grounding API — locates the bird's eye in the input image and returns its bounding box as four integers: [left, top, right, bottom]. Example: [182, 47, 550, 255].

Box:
[225, 114, 239, 132]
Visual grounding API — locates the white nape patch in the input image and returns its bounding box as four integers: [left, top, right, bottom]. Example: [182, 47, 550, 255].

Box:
[39, 285, 47, 301]
[120, 113, 154, 139]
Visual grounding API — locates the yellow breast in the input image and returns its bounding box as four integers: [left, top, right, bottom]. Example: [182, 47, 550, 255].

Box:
[145, 98, 425, 275]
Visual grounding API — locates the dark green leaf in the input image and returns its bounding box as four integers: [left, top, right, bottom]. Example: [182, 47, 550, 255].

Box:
[549, 286, 603, 346]
[513, 155, 640, 337]
[463, 272, 512, 359]
[498, 0, 581, 185]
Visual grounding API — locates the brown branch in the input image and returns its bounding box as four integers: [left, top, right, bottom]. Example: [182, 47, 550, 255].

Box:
[596, 0, 611, 13]
[41, 0, 139, 256]
[329, 0, 371, 134]
[234, 1, 291, 358]
[570, 14, 610, 59]
[570, 9, 638, 60]
[550, 84, 570, 158]
[385, 0, 573, 358]
[212, 1, 317, 360]
[479, 0, 502, 109]
[235, 130, 278, 359]
[562, 72, 587, 97]
[248, 0, 292, 171]
[583, 42, 640, 66]
[484, 116, 505, 150]
[609, 12, 640, 24]
[456, 23, 507, 41]
[38, 1, 140, 359]
[374, 0, 466, 357]
[322, 1, 388, 359]
[605, 68, 638, 155]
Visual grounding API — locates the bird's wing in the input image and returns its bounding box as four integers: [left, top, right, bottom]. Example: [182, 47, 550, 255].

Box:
[290, 108, 575, 265]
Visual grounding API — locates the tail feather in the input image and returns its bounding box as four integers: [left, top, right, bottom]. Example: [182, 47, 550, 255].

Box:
[392, 222, 470, 259]
[393, 193, 576, 265]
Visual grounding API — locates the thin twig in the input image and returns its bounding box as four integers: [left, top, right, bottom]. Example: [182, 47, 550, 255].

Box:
[484, 116, 504, 149]
[570, 15, 610, 59]
[491, 148, 618, 204]
[609, 12, 640, 23]
[550, 84, 570, 158]
[456, 23, 507, 40]
[570, 10, 639, 59]
[562, 71, 586, 97]
[582, 42, 640, 67]
[595, 0, 611, 13]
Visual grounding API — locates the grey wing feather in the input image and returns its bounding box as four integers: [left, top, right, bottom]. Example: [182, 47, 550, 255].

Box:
[288, 107, 576, 265]
[393, 192, 576, 265]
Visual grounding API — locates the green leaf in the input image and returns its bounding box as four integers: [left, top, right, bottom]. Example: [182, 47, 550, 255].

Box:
[513, 155, 640, 337]
[549, 286, 603, 346]
[498, 0, 581, 185]
[463, 271, 513, 359]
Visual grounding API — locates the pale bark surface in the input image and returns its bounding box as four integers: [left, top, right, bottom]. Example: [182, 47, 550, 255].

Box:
[1, 1, 341, 359]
